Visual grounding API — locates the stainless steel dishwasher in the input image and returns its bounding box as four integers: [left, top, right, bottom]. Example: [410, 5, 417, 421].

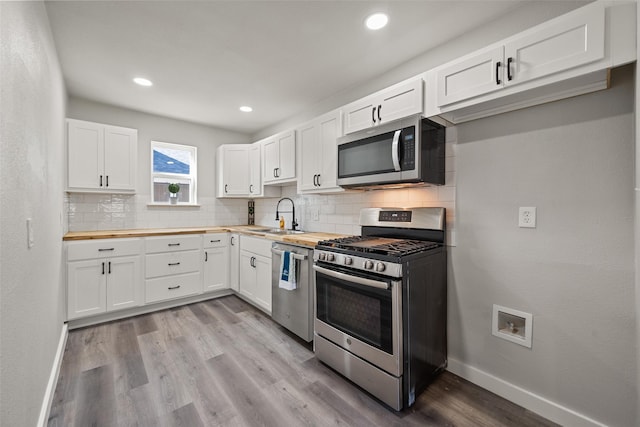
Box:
[271, 242, 314, 342]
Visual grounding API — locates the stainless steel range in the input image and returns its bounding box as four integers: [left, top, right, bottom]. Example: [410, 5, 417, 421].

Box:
[313, 207, 447, 410]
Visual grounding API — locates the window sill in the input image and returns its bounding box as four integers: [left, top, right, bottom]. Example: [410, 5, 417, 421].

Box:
[147, 203, 201, 208]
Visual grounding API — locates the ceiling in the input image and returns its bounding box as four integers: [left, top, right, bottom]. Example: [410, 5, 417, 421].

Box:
[46, 1, 536, 135]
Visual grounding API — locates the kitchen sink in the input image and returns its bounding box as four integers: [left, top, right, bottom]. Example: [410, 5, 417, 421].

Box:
[252, 228, 306, 235]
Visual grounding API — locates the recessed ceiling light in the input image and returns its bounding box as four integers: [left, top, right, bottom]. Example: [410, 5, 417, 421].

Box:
[239, 106, 253, 113]
[365, 13, 388, 30]
[133, 77, 153, 87]
[365, 13, 389, 30]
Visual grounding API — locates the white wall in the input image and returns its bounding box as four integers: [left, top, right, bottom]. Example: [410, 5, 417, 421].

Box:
[66, 97, 252, 230]
[450, 64, 636, 427]
[0, 2, 67, 426]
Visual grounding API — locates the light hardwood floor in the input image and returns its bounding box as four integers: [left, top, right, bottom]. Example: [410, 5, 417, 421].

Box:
[48, 296, 557, 426]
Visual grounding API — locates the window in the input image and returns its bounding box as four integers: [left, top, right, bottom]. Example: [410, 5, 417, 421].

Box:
[151, 141, 197, 204]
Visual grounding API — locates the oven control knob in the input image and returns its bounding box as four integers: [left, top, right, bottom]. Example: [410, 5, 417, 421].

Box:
[375, 262, 386, 272]
[327, 253, 335, 262]
[364, 260, 374, 270]
[344, 257, 353, 266]
[318, 252, 326, 261]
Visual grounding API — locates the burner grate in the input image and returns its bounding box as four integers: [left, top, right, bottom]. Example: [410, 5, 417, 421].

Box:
[317, 236, 439, 257]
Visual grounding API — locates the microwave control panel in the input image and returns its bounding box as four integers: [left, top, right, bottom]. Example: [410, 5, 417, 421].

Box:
[401, 127, 416, 170]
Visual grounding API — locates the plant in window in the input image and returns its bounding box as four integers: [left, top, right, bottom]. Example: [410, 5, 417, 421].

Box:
[168, 183, 180, 204]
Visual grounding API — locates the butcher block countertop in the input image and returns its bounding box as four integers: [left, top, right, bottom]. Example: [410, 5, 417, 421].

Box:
[63, 226, 349, 248]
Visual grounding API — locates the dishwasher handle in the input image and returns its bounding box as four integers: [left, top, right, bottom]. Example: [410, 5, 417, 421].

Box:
[271, 247, 308, 261]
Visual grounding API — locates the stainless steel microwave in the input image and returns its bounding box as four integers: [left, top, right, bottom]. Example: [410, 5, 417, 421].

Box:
[337, 115, 445, 189]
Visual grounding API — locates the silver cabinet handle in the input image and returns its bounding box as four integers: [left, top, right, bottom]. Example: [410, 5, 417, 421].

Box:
[391, 129, 401, 172]
[312, 264, 389, 290]
[271, 248, 307, 261]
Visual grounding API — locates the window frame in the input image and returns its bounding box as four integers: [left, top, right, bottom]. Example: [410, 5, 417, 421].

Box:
[150, 140, 198, 205]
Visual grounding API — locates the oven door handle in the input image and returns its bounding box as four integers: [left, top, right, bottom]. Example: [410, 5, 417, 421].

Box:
[391, 129, 402, 172]
[313, 265, 389, 290]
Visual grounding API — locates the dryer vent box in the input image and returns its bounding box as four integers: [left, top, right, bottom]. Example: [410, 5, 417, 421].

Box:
[492, 304, 533, 348]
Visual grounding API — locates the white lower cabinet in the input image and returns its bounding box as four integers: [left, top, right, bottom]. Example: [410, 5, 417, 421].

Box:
[203, 233, 229, 293]
[66, 238, 143, 320]
[144, 235, 203, 304]
[239, 235, 272, 313]
[229, 233, 240, 292]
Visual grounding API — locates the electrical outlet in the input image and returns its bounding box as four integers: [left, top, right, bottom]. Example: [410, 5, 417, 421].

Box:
[518, 207, 536, 228]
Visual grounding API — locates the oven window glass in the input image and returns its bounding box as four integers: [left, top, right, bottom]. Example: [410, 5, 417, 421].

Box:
[316, 269, 393, 354]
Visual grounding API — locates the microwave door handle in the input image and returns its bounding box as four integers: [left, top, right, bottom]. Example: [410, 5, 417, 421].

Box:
[313, 265, 389, 290]
[391, 129, 402, 172]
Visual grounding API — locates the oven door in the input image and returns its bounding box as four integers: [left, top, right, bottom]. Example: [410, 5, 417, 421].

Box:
[313, 263, 402, 377]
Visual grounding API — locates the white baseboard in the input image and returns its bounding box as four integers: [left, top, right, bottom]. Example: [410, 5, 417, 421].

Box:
[446, 358, 606, 427]
[38, 323, 68, 427]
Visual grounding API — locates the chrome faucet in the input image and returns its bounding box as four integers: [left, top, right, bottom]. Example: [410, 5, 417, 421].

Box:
[275, 197, 298, 230]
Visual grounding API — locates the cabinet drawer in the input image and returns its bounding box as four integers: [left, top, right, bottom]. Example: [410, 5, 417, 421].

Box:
[145, 235, 201, 253]
[145, 272, 202, 304]
[240, 235, 273, 257]
[67, 238, 141, 261]
[145, 250, 200, 278]
[203, 233, 228, 248]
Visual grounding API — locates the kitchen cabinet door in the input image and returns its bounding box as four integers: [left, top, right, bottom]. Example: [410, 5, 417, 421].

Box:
[203, 246, 228, 292]
[436, 46, 504, 107]
[239, 251, 258, 300]
[68, 120, 104, 190]
[253, 254, 272, 313]
[219, 145, 250, 196]
[103, 125, 137, 191]
[248, 143, 262, 196]
[343, 96, 377, 135]
[298, 110, 342, 194]
[298, 122, 320, 192]
[106, 255, 142, 312]
[503, 3, 604, 86]
[317, 111, 341, 191]
[263, 137, 279, 182]
[67, 259, 106, 320]
[229, 234, 240, 292]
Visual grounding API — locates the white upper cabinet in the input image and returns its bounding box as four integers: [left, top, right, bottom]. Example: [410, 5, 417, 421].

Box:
[248, 144, 262, 196]
[67, 119, 137, 192]
[343, 78, 423, 134]
[298, 109, 343, 194]
[218, 144, 250, 196]
[426, 1, 635, 123]
[436, 3, 605, 108]
[263, 130, 296, 184]
[217, 143, 279, 198]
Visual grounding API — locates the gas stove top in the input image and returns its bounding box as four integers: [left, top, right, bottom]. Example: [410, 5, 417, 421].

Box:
[316, 235, 440, 257]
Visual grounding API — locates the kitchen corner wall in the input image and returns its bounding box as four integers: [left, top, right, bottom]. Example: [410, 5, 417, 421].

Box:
[254, 128, 458, 244]
[1, 2, 67, 426]
[66, 97, 251, 231]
